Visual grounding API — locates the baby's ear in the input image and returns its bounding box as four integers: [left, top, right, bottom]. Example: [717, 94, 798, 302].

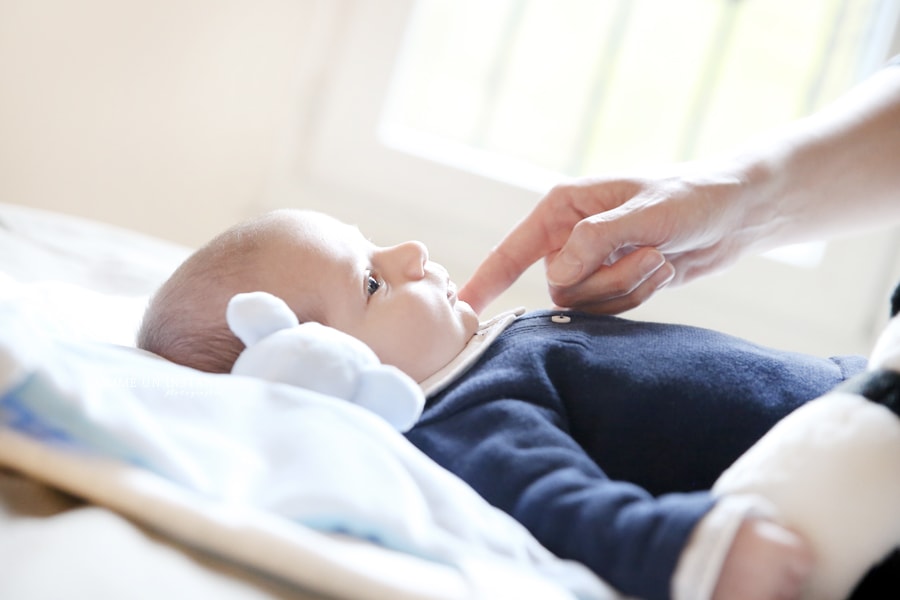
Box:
[226, 292, 299, 347]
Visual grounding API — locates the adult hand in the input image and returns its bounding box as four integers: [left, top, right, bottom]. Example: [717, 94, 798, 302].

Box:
[459, 169, 758, 315]
[459, 62, 900, 316]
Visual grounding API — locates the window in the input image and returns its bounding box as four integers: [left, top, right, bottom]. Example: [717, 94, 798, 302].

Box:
[298, 0, 900, 356]
[381, 0, 899, 180]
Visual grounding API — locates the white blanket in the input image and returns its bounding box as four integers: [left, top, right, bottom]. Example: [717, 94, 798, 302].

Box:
[0, 284, 618, 600]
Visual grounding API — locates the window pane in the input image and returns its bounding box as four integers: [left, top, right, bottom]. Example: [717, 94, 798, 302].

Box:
[382, 0, 898, 177]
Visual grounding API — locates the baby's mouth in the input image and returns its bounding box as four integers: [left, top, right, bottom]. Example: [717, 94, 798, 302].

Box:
[447, 280, 458, 304]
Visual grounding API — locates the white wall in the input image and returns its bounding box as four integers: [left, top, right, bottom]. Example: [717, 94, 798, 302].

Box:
[0, 0, 335, 248]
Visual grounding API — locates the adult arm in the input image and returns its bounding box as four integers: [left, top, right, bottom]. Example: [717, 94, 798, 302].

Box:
[460, 60, 900, 314]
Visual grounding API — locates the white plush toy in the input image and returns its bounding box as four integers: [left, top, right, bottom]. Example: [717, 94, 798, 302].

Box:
[226, 291, 425, 432]
[714, 302, 900, 599]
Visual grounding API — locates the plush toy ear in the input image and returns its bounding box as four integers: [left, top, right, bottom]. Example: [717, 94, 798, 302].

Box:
[226, 291, 299, 347]
[353, 365, 425, 432]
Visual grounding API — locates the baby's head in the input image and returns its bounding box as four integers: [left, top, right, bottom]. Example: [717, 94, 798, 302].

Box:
[138, 209, 479, 382]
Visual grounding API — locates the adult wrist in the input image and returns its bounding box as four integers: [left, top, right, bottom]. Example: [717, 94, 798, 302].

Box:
[709, 128, 801, 256]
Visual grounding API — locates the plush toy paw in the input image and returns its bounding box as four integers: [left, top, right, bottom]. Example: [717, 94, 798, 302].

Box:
[226, 291, 425, 432]
[713, 310, 900, 600]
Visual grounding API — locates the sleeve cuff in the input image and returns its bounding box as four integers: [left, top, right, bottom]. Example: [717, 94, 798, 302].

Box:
[671, 494, 778, 600]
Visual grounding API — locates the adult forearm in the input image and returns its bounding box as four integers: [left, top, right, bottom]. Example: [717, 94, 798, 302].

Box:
[731, 63, 900, 251]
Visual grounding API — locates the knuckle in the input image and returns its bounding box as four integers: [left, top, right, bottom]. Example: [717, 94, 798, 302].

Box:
[548, 284, 577, 308]
[600, 271, 634, 297]
[571, 213, 611, 240]
[537, 185, 569, 214]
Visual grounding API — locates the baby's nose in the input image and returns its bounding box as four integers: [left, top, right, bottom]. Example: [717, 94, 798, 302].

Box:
[393, 240, 428, 279]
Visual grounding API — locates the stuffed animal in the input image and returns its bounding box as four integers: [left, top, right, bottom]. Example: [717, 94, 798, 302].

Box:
[714, 301, 900, 599]
[226, 291, 425, 432]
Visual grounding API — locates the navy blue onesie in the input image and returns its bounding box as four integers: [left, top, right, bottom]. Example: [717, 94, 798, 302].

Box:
[405, 310, 866, 600]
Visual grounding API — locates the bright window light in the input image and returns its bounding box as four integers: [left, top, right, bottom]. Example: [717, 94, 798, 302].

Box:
[379, 0, 899, 268]
[382, 0, 897, 176]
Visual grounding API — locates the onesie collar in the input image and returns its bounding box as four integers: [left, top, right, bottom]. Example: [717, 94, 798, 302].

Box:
[419, 307, 525, 398]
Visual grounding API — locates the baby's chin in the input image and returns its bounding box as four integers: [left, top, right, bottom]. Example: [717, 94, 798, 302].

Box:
[410, 316, 479, 383]
[456, 300, 481, 333]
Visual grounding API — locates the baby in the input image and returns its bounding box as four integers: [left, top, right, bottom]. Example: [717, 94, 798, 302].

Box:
[139, 208, 870, 600]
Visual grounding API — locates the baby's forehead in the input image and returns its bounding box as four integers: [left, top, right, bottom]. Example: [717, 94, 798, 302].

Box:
[261, 210, 368, 264]
[251, 211, 367, 311]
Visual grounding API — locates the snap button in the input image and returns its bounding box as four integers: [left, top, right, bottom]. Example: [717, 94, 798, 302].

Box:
[551, 314, 571, 324]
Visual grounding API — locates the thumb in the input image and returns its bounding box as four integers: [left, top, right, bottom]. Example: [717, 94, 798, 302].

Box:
[546, 215, 626, 287]
[545, 248, 585, 288]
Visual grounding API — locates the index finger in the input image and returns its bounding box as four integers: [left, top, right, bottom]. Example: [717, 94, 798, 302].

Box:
[459, 201, 561, 314]
[461, 177, 647, 313]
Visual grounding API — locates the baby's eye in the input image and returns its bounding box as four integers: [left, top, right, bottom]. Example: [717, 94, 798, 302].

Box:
[366, 273, 382, 296]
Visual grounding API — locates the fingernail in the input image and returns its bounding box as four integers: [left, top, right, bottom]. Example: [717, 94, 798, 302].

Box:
[641, 252, 667, 275]
[549, 253, 582, 286]
[656, 263, 676, 289]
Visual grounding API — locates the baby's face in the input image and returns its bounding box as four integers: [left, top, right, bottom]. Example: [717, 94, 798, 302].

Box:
[259, 211, 480, 383]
